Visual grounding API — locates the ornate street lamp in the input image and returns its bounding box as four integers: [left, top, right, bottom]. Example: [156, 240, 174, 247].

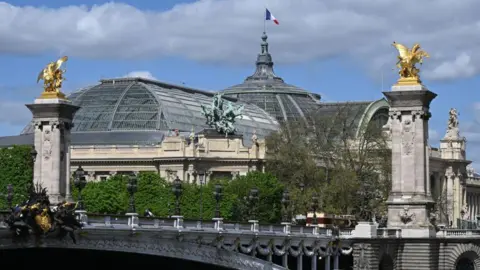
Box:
[127, 175, 138, 213]
[199, 173, 205, 221]
[311, 194, 319, 225]
[73, 166, 86, 210]
[213, 184, 223, 218]
[30, 147, 37, 162]
[248, 187, 259, 220]
[281, 189, 290, 222]
[30, 147, 37, 181]
[172, 176, 183, 216]
[6, 184, 13, 209]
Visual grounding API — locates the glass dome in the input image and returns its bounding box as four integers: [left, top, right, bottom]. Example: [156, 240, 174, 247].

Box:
[21, 78, 279, 145]
[221, 32, 321, 123]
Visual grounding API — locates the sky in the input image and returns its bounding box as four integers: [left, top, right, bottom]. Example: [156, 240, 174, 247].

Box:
[1, 0, 480, 169]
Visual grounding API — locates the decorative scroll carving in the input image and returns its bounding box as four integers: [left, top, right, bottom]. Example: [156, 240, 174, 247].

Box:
[43, 128, 52, 160]
[34, 121, 43, 130]
[461, 204, 469, 219]
[401, 119, 415, 155]
[51, 120, 62, 129]
[354, 244, 369, 270]
[389, 110, 402, 120]
[412, 109, 430, 120]
[399, 207, 416, 225]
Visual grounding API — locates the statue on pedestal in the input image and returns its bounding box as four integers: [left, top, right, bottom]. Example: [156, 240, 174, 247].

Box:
[4, 184, 82, 243]
[392, 42, 430, 85]
[201, 93, 244, 136]
[444, 108, 460, 139]
[36, 56, 69, 99]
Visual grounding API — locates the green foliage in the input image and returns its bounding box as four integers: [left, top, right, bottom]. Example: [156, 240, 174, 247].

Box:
[72, 175, 129, 214]
[228, 171, 283, 223]
[135, 172, 173, 217]
[0, 145, 34, 209]
[265, 104, 392, 219]
[71, 171, 282, 222]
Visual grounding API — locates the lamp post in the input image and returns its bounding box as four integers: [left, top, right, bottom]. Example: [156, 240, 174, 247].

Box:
[311, 194, 319, 225]
[248, 187, 259, 220]
[6, 184, 13, 210]
[282, 189, 290, 222]
[127, 175, 138, 213]
[172, 176, 183, 216]
[299, 182, 306, 224]
[73, 166, 86, 210]
[214, 184, 223, 218]
[199, 173, 205, 222]
[30, 147, 37, 182]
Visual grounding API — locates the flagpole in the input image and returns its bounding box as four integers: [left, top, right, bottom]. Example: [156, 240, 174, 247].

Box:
[263, 8, 266, 33]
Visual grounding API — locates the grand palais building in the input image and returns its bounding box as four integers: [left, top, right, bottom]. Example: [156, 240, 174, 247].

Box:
[1, 33, 480, 225]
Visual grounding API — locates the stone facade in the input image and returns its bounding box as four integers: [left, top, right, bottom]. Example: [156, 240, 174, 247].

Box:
[70, 131, 265, 183]
[26, 98, 79, 204]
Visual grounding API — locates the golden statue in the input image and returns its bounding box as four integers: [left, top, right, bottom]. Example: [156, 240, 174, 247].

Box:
[37, 56, 69, 99]
[392, 42, 429, 85]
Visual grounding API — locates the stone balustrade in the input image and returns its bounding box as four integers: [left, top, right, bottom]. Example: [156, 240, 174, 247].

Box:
[0, 211, 354, 239]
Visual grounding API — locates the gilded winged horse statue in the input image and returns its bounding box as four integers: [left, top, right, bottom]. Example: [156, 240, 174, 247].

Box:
[37, 56, 68, 97]
[392, 42, 429, 85]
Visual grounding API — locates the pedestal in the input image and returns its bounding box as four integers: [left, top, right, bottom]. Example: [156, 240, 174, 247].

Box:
[75, 210, 88, 225]
[383, 84, 436, 232]
[172, 215, 184, 229]
[353, 221, 377, 238]
[126, 212, 139, 229]
[248, 220, 259, 232]
[281, 222, 291, 234]
[26, 97, 79, 205]
[212, 217, 224, 231]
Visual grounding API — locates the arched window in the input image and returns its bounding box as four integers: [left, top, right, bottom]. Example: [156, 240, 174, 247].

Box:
[368, 108, 389, 130]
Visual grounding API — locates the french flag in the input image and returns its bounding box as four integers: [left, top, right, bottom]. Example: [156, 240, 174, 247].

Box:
[265, 9, 279, 25]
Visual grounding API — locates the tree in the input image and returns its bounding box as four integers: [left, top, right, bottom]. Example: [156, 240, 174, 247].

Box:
[266, 104, 392, 219]
[73, 175, 129, 214]
[135, 172, 173, 217]
[228, 171, 284, 223]
[0, 145, 34, 209]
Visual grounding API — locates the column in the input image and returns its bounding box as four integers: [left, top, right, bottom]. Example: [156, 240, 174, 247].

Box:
[324, 255, 330, 270]
[384, 85, 436, 230]
[26, 99, 79, 205]
[87, 171, 95, 181]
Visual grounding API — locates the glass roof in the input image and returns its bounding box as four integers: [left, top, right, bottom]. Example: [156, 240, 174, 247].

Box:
[220, 32, 321, 123]
[21, 78, 279, 145]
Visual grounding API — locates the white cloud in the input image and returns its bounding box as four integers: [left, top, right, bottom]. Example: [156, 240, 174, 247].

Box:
[424, 53, 476, 81]
[124, 71, 156, 80]
[1, 1, 480, 80]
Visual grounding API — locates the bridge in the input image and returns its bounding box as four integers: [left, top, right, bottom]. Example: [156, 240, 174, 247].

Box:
[0, 212, 354, 270]
[3, 212, 480, 269]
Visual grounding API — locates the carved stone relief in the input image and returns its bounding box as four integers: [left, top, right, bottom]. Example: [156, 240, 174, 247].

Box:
[43, 128, 52, 160]
[401, 119, 415, 155]
[399, 207, 416, 225]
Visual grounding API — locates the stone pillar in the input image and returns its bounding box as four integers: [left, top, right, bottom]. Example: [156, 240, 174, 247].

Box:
[26, 98, 79, 205]
[352, 243, 379, 270]
[383, 84, 436, 236]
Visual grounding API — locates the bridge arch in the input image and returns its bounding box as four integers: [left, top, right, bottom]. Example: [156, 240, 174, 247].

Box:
[379, 254, 394, 270]
[0, 235, 285, 270]
[446, 243, 480, 270]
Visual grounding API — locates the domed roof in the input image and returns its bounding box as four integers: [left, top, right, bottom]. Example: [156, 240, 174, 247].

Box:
[20, 77, 279, 145]
[221, 32, 321, 123]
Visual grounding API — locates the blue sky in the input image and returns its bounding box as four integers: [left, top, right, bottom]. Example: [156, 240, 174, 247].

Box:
[1, 0, 480, 167]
